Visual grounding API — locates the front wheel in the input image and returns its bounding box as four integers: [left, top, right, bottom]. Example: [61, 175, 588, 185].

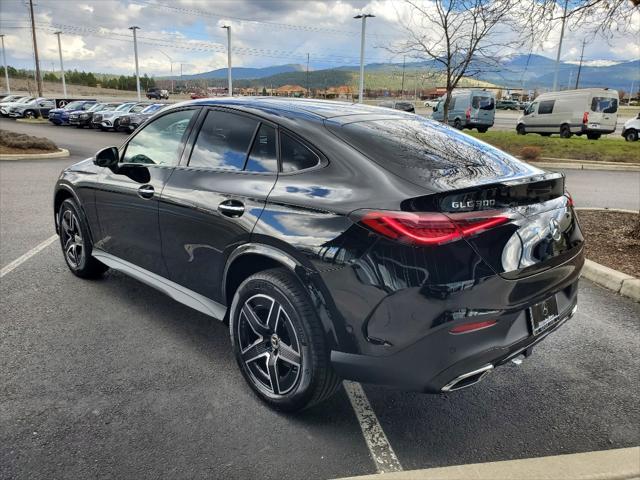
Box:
[229, 268, 340, 412]
[625, 130, 638, 142]
[24, 110, 36, 119]
[58, 199, 108, 278]
[516, 124, 526, 135]
[453, 118, 462, 130]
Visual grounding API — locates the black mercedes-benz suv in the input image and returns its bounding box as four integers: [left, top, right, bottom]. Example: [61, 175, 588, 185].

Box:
[53, 98, 584, 411]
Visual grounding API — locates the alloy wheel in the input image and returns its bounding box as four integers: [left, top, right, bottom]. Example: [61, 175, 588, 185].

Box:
[61, 209, 83, 268]
[237, 293, 302, 396]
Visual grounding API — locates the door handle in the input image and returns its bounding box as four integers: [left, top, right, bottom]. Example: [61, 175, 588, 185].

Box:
[137, 185, 155, 199]
[218, 200, 245, 218]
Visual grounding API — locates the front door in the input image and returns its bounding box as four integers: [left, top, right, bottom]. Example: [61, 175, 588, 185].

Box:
[93, 107, 199, 276]
[159, 108, 279, 303]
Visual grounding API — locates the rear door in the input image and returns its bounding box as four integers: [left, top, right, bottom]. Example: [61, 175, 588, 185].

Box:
[588, 94, 618, 131]
[159, 108, 279, 303]
[471, 94, 495, 126]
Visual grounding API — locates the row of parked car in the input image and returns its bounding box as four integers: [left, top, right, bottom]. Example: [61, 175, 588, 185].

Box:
[0, 94, 169, 133]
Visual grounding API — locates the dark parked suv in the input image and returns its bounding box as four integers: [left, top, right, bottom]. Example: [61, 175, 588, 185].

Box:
[53, 98, 584, 411]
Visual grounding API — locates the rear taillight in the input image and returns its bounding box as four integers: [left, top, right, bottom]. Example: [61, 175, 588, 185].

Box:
[353, 210, 509, 246]
[582, 111, 589, 124]
[566, 192, 575, 208]
[465, 107, 471, 120]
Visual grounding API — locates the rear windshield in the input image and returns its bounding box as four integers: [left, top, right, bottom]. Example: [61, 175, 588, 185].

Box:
[591, 97, 618, 113]
[472, 96, 494, 110]
[327, 117, 537, 190]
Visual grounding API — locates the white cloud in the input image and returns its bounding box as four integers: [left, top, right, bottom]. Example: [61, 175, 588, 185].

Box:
[0, 0, 636, 77]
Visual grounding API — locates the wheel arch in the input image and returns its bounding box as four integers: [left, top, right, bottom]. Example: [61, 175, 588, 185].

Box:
[53, 185, 94, 243]
[222, 243, 348, 351]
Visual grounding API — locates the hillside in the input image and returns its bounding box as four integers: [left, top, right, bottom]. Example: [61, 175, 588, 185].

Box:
[176, 64, 305, 80]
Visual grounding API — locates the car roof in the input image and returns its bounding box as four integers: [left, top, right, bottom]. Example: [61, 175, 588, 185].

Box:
[172, 97, 411, 122]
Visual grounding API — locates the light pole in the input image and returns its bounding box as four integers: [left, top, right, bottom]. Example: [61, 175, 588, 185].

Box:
[28, 0, 43, 96]
[53, 31, 67, 97]
[552, 0, 569, 92]
[0, 34, 9, 94]
[129, 26, 141, 100]
[159, 50, 174, 93]
[354, 13, 374, 103]
[222, 25, 232, 96]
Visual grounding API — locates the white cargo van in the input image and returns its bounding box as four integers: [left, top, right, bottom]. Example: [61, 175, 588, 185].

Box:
[516, 88, 618, 139]
[431, 89, 495, 132]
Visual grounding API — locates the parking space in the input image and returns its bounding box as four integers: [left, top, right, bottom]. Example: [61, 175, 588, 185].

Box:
[1, 121, 639, 479]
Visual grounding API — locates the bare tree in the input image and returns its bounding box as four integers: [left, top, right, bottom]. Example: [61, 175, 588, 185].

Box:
[391, 0, 524, 123]
[522, 0, 639, 38]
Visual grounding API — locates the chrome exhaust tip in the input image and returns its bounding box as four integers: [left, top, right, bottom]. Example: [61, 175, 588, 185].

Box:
[441, 364, 493, 392]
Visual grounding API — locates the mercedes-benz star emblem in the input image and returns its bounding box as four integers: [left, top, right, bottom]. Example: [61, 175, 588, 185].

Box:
[549, 219, 562, 241]
[270, 334, 280, 350]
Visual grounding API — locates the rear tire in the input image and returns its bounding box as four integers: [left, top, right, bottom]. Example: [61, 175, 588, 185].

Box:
[624, 130, 638, 142]
[453, 118, 462, 130]
[477, 127, 488, 133]
[24, 110, 36, 119]
[540, 133, 551, 137]
[58, 198, 108, 279]
[560, 124, 572, 138]
[516, 124, 526, 135]
[586, 133, 601, 140]
[229, 268, 340, 412]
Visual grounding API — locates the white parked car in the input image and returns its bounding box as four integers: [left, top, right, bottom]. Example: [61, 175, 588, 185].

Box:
[621, 113, 640, 142]
[516, 88, 618, 140]
[423, 99, 440, 108]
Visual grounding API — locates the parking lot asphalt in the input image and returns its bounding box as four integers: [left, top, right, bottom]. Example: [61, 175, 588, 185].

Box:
[1, 119, 639, 479]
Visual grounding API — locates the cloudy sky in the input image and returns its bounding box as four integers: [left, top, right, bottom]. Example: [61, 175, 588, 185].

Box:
[0, 0, 638, 77]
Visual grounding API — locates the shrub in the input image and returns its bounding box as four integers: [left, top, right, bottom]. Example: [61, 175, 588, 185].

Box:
[0, 129, 58, 151]
[520, 146, 542, 161]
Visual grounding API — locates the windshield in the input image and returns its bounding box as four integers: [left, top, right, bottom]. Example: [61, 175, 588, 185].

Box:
[591, 96, 618, 114]
[64, 101, 84, 110]
[142, 104, 163, 113]
[115, 103, 134, 111]
[17, 97, 34, 104]
[88, 103, 104, 112]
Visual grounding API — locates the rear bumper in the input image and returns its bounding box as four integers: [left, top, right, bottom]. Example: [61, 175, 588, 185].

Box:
[331, 286, 578, 392]
[579, 125, 615, 135]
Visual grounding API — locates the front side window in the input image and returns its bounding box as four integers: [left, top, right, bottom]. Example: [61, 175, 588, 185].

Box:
[538, 100, 555, 115]
[122, 109, 195, 166]
[591, 97, 618, 113]
[525, 102, 537, 115]
[189, 110, 258, 170]
[449, 97, 457, 110]
[245, 124, 277, 173]
[280, 133, 320, 173]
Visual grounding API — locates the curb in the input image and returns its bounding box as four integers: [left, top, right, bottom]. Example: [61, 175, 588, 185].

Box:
[334, 447, 640, 480]
[576, 207, 639, 214]
[0, 148, 70, 161]
[530, 159, 640, 172]
[582, 259, 640, 302]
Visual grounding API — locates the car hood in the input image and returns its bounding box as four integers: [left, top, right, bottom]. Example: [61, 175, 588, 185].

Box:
[624, 118, 640, 128]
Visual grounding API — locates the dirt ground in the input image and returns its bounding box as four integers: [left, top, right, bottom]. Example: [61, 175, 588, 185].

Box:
[577, 209, 640, 278]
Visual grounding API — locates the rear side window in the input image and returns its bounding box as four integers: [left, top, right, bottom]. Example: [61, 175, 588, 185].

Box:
[538, 100, 555, 115]
[280, 133, 320, 172]
[472, 96, 494, 110]
[591, 97, 618, 113]
[245, 124, 277, 173]
[189, 110, 258, 170]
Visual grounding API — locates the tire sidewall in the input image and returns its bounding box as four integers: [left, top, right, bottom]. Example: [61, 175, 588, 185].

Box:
[59, 198, 93, 274]
[626, 130, 638, 142]
[229, 273, 317, 410]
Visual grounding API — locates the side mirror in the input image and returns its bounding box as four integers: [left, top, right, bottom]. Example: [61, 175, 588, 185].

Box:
[432, 106, 437, 112]
[94, 146, 119, 169]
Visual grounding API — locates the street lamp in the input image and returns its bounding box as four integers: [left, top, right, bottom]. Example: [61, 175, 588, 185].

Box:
[0, 34, 9, 94]
[159, 49, 174, 94]
[53, 31, 67, 97]
[354, 13, 374, 104]
[222, 25, 232, 96]
[129, 26, 141, 101]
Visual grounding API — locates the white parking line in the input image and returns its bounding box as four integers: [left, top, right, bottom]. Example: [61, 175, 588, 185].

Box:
[343, 381, 403, 474]
[0, 235, 58, 278]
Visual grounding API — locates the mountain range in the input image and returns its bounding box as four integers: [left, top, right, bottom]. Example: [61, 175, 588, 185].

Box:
[168, 54, 639, 92]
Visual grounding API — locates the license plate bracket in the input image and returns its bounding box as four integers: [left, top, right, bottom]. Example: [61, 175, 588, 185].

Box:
[528, 295, 559, 336]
